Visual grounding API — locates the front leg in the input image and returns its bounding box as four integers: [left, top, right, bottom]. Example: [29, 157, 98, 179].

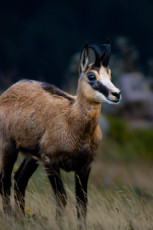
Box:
[75, 162, 91, 227]
[45, 164, 67, 222]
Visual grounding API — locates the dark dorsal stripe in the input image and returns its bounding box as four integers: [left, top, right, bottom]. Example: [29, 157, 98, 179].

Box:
[41, 82, 75, 103]
[89, 81, 109, 98]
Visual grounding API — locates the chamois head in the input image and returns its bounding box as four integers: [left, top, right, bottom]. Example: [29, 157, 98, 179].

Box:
[79, 41, 121, 104]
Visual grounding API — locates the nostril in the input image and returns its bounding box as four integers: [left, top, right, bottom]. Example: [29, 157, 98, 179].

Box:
[111, 91, 121, 99]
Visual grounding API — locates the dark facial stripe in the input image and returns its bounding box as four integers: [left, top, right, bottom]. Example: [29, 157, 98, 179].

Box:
[89, 81, 109, 97]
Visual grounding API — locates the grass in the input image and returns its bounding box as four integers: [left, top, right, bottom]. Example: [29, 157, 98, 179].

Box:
[0, 186, 152, 230]
[0, 116, 153, 229]
[0, 159, 152, 230]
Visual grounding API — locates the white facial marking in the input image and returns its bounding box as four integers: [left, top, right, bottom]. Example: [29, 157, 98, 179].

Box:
[94, 90, 107, 103]
[93, 67, 121, 104]
[99, 68, 119, 93]
[94, 90, 120, 104]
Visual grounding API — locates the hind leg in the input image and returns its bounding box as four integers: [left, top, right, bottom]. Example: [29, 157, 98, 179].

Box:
[0, 149, 18, 213]
[14, 158, 39, 214]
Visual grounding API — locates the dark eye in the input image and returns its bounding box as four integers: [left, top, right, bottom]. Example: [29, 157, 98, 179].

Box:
[87, 74, 97, 81]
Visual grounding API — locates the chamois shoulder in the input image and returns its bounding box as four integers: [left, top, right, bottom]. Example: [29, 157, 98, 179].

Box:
[40, 82, 75, 103]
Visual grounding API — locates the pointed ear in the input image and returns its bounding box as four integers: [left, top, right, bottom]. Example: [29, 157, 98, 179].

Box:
[79, 43, 89, 74]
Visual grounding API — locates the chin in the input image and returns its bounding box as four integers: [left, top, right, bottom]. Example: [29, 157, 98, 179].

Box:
[96, 97, 121, 104]
[106, 98, 121, 105]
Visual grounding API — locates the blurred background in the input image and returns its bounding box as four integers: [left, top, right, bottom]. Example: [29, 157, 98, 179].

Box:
[0, 0, 153, 210]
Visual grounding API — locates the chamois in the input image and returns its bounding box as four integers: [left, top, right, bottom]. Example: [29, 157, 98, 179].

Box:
[0, 42, 121, 225]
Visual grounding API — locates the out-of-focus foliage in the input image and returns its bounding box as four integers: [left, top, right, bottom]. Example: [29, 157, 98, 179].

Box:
[0, 0, 153, 86]
[101, 116, 153, 162]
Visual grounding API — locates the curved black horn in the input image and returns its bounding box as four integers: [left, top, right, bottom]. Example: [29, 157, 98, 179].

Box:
[100, 41, 111, 67]
[88, 45, 101, 67]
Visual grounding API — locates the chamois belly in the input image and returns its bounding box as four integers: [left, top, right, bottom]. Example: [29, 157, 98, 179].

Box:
[58, 150, 95, 172]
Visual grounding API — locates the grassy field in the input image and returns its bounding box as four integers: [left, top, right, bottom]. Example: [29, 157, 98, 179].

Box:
[0, 158, 152, 230]
[0, 118, 153, 230]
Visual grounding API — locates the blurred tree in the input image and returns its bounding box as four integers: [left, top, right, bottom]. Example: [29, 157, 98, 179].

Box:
[0, 0, 152, 87]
